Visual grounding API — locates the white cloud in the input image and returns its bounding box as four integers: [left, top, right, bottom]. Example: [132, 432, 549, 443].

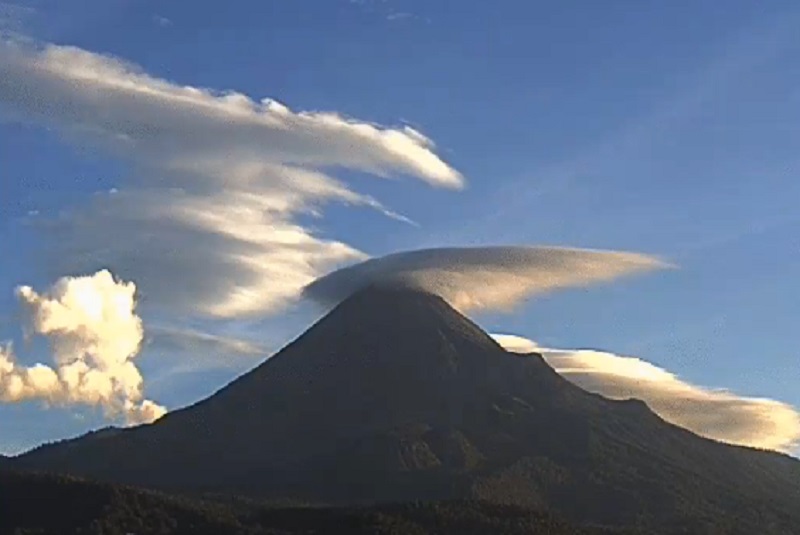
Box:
[0, 40, 462, 187]
[152, 15, 172, 27]
[492, 334, 800, 453]
[0, 38, 462, 318]
[0, 270, 165, 425]
[348, 0, 426, 23]
[304, 246, 667, 313]
[490, 334, 540, 354]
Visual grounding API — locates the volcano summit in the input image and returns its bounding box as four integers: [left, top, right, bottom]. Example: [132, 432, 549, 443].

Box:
[11, 285, 800, 533]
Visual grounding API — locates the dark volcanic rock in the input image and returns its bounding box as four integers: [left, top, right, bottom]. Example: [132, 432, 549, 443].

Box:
[12, 286, 800, 533]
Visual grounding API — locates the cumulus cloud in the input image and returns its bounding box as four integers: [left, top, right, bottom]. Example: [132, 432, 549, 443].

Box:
[0, 270, 165, 425]
[0, 38, 462, 318]
[492, 334, 800, 453]
[304, 246, 667, 313]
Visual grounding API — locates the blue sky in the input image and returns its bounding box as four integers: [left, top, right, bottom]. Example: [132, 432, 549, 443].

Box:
[1, 0, 799, 453]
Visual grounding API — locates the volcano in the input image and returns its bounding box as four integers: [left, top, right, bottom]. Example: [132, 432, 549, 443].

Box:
[11, 286, 800, 532]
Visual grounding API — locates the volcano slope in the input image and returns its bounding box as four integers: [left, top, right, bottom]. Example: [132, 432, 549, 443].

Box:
[12, 286, 800, 533]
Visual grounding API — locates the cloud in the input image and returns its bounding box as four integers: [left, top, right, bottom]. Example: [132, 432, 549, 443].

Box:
[143, 324, 270, 378]
[0, 38, 462, 318]
[152, 15, 172, 27]
[348, 0, 426, 23]
[386, 12, 412, 21]
[0, 40, 462, 187]
[0, 2, 34, 33]
[490, 334, 540, 354]
[304, 246, 667, 313]
[0, 270, 165, 425]
[147, 326, 268, 358]
[492, 334, 800, 453]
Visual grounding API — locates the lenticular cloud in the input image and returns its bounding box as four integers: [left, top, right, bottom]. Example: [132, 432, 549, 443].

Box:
[0, 38, 463, 319]
[304, 246, 667, 313]
[491, 333, 800, 453]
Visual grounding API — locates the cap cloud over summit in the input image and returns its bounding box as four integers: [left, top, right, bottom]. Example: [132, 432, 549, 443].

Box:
[304, 245, 667, 313]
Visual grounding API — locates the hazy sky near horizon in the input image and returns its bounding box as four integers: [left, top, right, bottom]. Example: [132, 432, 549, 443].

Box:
[1, 0, 799, 454]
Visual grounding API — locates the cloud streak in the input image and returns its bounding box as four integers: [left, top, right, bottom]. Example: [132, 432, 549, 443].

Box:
[147, 326, 268, 358]
[0, 38, 462, 318]
[0, 270, 165, 424]
[305, 246, 667, 313]
[492, 334, 800, 453]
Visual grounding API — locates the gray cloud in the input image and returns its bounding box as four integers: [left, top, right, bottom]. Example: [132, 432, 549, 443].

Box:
[304, 246, 667, 313]
[146, 326, 268, 358]
[141, 325, 271, 388]
[492, 334, 800, 453]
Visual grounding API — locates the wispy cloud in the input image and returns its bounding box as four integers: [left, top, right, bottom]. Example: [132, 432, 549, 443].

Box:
[0, 2, 35, 34]
[386, 12, 412, 21]
[152, 14, 172, 28]
[348, 0, 428, 24]
[147, 326, 268, 358]
[492, 333, 800, 453]
[417, 10, 800, 250]
[140, 325, 272, 391]
[0, 38, 462, 319]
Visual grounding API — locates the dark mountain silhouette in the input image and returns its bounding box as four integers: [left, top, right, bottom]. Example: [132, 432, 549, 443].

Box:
[1, 471, 626, 535]
[10, 286, 800, 533]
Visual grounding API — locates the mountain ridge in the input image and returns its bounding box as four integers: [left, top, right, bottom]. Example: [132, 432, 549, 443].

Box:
[10, 286, 800, 533]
